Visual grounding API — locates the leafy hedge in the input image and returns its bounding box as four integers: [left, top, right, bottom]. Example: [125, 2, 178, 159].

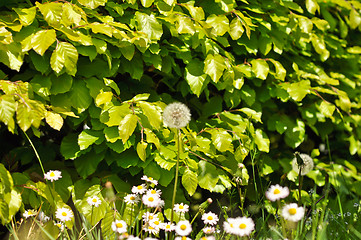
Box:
[1, 0, 361, 226]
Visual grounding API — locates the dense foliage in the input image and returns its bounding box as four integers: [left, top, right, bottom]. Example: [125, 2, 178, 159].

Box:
[1, 0, 361, 238]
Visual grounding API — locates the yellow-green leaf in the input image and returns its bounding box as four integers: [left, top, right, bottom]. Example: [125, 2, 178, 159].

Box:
[62, 3, 82, 26]
[251, 59, 269, 80]
[118, 114, 138, 143]
[136, 141, 148, 161]
[138, 101, 162, 130]
[95, 92, 113, 106]
[36, 2, 62, 27]
[182, 169, 198, 196]
[306, 0, 319, 14]
[229, 18, 244, 40]
[45, 111, 64, 131]
[206, 14, 230, 36]
[14, 7, 37, 26]
[31, 29, 56, 56]
[50, 42, 78, 76]
[204, 54, 226, 83]
[254, 129, 270, 153]
[77, 0, 107, 9]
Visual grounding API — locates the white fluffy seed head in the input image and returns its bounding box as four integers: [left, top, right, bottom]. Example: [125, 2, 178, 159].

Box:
[292, 153, 314, 176]
[162, 102, 191, 129]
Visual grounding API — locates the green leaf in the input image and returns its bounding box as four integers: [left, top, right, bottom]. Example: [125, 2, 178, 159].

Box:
[198, 161, 219, 191]
[102, 105, 131, 127]
[185, 59, 207, 96]
[269, 59, 286, 81]
[251, 59, 269, 80]
[29, 51, 50, 74]
[104, 78, 120, 95]
[74, 150, 105, 178]
[138, 101, 162, 130]
[69, 80, 92, 112]
[50, 42, 78, 76]
[31, 29, 56, 56]
[306, 0, 319, 14]
[78, 130, 100, 150]
[144, 128, 161, 150]
[229, 18, 244, 40]
[350, 9, 361, 29]
[62, 3, 82, 26]
[95, 92, 113, 106]
[50, 74, 73, 94]
[45, 111, 63, 131]
[0, 163, 13, 193]
[204, 54, 226, 83]
[206, 14, 230, 36]
[210, 129, 234, 152]
[16, 99, 46, 131]
[154, 152, 176, 170]
[284, 80, 311, 101]
[182, 169, 198, 196]
[36, 2, 62, 27]
[176, 15, 196, 35]
[0, 95, 16, 129]
[319, 101, 335, 118]
[311, 34, 329, 61]
[118, 114, 138, 143]
[74, 185, 108, 225]
[14, 7, 37, 26]
[135, 12, 163, 40]
[141, 0, 154, 7]
[77, 0, 107, 9]
[61, 134, 81, 159]
[136, 141, 148, 161]
[0, 200, 9, 225]
[254, 129, 270, 153]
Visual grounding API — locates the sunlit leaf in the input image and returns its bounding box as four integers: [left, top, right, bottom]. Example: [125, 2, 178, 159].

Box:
[31, 29, 56, 56]
[118, 114, 138, 143]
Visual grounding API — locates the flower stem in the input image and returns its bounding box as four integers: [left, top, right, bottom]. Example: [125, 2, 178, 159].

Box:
[171, 129, 181, 223]
[23, 131, 45, 175]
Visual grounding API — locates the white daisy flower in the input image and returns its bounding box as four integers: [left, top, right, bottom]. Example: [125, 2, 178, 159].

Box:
[143, 225, 159, 235]
[175, 220, 192, 236]
[87, 196, 102, 207]
[292, 153, 314, 175]
[23, 209, 37, 219]
[161, 222, 175, 232]
[157, 199, 165, 208]
[55, 207, 73, 222]
[149, 219, 162, 229]
[132, 184, 147, 194]
[223, 218, 237, 235]
[111, 220, 127, 234]
[44, 170, 62, 182]
[124, 194, 140, 205]
[203, 226, 215, 234]
[201, 236, 216, 240]
[55, 221, 64, 231]
[175, 237, 192, 240]
[146, 188, 162, 197]
[163, 102, 191, 129]
[142, 194, 161, 208]
[265, 184, 289, 202]
[118, 233, 129, 239]
[281, 203, 305, 222]
[201, 212, 219, 225]
[127, 236, 141, 240]
[142, 212, 159, 223]
[141, 175, 158, 185]
[173, 203, 189, 213]
[232, 217, 255, 237]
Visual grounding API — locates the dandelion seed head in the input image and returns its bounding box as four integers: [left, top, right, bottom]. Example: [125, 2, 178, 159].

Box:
[163, 102, 191, 129]
[292, 153, 314, 175]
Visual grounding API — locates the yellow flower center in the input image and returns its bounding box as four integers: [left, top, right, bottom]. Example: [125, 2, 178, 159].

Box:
[149, 216, 153, 220]
[50, 172, 55, 177]
[166, 225, 171, 229]
[116, 223, 123, 228]
[28, 210, 33, 215]
[154, 221, 159, 225]
[151, 190, 156, 194]
[273, 188, 280, 194]
[148, 197, 154, 202]
[137, 185, 143, 190]
[92, 198, 97, 202]
[179, 205, 184, 209]
[230, 223, 234, 228]
[289, 208, 297, 215]
[148, 177, 153, 180]
[180, 224, 187, 230]
[207, 216, 213, 220]
[239, 223, 247, 229]
[148, 226, 154, 230]
[62, 212, 67, 216]
[130, 196, 135, 200]
[181, 237, 187, 240]
[56, 223, 62, 227]
[201, 237, 207, 240]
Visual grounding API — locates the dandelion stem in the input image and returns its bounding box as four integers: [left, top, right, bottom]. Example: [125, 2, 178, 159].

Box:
[23, 131, 45, 175]
[298, 167, 303, 205]
[171, 129, 181, 223]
